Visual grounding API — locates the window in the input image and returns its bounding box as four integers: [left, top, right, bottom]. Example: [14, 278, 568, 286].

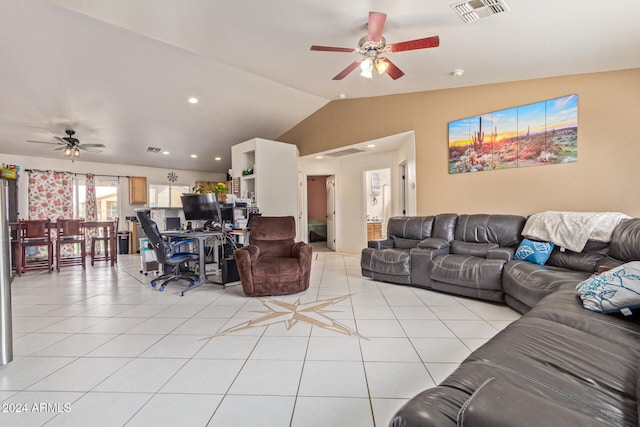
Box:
[148, 184, 190, 208]
[73, 177, 120, 221]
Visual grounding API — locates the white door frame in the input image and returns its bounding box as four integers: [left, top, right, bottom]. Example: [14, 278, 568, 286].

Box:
[326, 175, 336, 251]
[297, 171, 308, 242]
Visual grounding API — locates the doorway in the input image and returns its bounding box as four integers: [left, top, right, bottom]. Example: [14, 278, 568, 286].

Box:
[306, 175, 335, 252]
[364, 168, 392, 239]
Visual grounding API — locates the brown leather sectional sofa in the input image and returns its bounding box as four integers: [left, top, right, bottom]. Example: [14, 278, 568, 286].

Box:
[361, 215, 640, 426]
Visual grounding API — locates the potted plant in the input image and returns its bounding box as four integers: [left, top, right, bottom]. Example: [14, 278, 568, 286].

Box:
[192, 181, 228, 203]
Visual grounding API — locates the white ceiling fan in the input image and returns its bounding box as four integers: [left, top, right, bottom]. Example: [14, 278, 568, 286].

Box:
[27, 129, 106, 158]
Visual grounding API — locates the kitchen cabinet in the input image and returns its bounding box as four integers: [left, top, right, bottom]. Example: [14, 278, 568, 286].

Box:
[367, 222, 382, 241]
[129, 176, 147, 204]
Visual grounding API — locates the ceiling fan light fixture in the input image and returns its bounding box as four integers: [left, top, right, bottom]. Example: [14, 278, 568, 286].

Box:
[360, 67, 373, 79]
[375, 58, 389, 75]
[360, 58, 373, 72]
[73, 147, 80, 158]
[360, 58, 374, 78]
[64, 147, 72, 157]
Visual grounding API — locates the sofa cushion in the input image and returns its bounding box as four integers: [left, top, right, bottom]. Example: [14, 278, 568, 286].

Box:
[523, 287, 640, 348]
[547, 248, 605, 273]
[432, 213, 458, 241]
[431, 254, 504, 291]
[576, 261, 640, 314]
[253, 257, 300, 281]
[450, 241, 499, 257]
[514, 238, 554, 265]
[503, 261, 591, 311]
[454, 214, 525, 247]
[394, 306, 640, 427]
[362, 248, 411, 277]
[387, 216, 435, 240]
[609, 218, 640, 262]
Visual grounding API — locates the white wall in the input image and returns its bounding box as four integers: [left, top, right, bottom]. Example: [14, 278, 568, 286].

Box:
[365, 168, 390, 221]
[300, 131, 417, 254]
[1, 153, 225, 229]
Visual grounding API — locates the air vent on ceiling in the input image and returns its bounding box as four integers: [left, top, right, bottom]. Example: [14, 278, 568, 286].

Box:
[450, 0, 510, 23]
[324, 147, 366, 158]
[146, 146, 162, 153]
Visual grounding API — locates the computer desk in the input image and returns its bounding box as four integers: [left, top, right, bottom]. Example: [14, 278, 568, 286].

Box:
[161, 229, 225, 293]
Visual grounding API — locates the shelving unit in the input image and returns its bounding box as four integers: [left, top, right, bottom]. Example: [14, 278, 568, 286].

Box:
[231, 138, 298, 219]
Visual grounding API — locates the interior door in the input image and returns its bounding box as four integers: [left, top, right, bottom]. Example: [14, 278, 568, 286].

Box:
[297, 171, 308, 242]
[326, 175, 336, 251]
[399, 162, 407, 216]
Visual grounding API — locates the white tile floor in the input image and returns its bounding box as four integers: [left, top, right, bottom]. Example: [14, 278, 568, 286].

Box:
[0, 252, 520, 426]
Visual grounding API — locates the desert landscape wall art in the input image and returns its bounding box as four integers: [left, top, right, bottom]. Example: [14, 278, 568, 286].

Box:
[448, 94, 578, 174]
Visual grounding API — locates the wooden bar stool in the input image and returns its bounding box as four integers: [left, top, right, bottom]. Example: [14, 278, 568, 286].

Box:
[56, 219, 86, 271]
[16, 219, 54, 275]
[91, 218, 119, 266]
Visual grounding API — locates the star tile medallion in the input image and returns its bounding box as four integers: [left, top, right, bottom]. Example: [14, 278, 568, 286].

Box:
[202, 294, 367, 340]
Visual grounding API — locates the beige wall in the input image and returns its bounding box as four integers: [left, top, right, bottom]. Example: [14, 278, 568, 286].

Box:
[281, 68, 640, 217]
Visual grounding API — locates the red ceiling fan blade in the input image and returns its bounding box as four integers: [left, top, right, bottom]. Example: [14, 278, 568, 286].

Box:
[310, 45, 355, 53]
[383, 59, 405, 80]
[389, 35, 440, 52]
[332, 61, 360, 80]
[367, 11, 387, 43]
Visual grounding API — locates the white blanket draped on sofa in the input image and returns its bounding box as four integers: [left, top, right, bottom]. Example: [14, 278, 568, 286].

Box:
[521, 211, 631, 252]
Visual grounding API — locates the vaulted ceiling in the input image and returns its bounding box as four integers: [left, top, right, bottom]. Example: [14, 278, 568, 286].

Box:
[1, 0, 639, 172]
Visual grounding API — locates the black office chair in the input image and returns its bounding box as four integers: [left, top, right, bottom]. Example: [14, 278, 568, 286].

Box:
[137, 211, 200, 292]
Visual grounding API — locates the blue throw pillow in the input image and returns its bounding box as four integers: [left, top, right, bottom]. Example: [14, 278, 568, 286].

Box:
[514, 239, 554, 265]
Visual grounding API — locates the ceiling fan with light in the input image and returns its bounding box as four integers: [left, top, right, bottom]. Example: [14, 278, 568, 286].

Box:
[310, 11, 440, 80]
[27, 129, 106, 158]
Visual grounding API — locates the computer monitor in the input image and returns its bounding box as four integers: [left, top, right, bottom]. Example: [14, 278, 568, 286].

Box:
[180, 193, 222, 227]
[220, 204, 234, 223]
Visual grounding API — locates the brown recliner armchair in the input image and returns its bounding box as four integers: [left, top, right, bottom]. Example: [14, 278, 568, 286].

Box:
[234, 216, 312, 296]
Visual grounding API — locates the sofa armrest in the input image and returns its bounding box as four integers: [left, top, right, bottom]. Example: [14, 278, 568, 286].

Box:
[486, 247, 515, 261]
[292, 241, 309, 259]
[368, 238, 393, 250]
[234, 245, 260, 292]
[418, 237, 450, 250]
[409, 246, 451, 287]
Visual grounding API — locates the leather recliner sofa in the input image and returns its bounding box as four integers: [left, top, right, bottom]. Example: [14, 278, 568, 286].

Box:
[361, 213, 527, 304]
[360, 214, 457, 286]
[429, 214, 526, 303]
[369, 217, 640, 426]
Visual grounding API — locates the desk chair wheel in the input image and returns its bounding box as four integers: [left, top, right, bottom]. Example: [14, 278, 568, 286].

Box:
[151, 280, 158, 288]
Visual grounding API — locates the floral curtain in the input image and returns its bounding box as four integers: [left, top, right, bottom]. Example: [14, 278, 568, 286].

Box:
[84, 174, 97, 254]
[28, 170, 74, 220]
[85, 174, 97, 222]
[28, 170, 74, 257]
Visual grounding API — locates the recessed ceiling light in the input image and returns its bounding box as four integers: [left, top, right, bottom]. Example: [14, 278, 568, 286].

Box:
[214, 156, 221, 161]
[315, 155, 323, 159]
[452, 69, 465, 77]
[162, 151, 170, 155]
[367, 144, 375, 148]
[337, 93, 346, 99]
[188, 97, 198, 104]
[190, 154, 198, 158]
